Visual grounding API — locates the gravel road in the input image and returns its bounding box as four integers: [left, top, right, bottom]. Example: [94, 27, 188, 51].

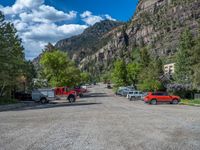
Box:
[0, 84, 200, 150]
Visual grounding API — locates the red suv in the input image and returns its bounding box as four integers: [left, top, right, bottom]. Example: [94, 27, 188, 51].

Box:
[144, 92, 180, 105]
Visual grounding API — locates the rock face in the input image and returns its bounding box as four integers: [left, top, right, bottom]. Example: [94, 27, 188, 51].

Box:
[55, 20, 123, 63]
[79, 0, 200, 76]
[33, 0, 200, 77]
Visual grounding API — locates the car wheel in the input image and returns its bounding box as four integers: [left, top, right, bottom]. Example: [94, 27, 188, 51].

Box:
[68, 96, 75, 103]
[40, 98, 47, 104]
[172, 99, 179, 105]
[151, 99, 157, 105]
[131, 97, 136, 101]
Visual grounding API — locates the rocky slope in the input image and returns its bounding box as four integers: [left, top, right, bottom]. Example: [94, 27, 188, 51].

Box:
[79, 0, 200, 76]
[33, 0, 200, 77]
[55, 20, 123, 63]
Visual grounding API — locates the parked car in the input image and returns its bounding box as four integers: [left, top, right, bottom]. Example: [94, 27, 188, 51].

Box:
[116, 89, 124, 96]
[14, 92, 32, 101]
[107, 83, 112, 89]
[74, 86, 86, 97]
[81, 85, 87, 92]
[126, 86, 135, 90]
[144, 92, 181, 105]
[32, 88, 55, 104]
[116, 87, 134, 96]
[121, 89, 134, 97]
[127, 91, 144, 101]
[141, 92, 148, 101]
[55, 87, 77, 103]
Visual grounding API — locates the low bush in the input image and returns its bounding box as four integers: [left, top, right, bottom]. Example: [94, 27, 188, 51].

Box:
[0, 98, 18, 105]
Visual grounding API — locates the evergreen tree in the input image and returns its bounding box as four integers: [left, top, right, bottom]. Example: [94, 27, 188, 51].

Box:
[0, 11, 25, 97]
[191, 28, 200, 89]
[174, 29, 194, 84]
[139, 47, 151, 68]
[138, 58, 164, 91]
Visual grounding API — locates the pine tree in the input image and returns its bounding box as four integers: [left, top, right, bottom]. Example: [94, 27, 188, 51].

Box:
[0, 11, 25, 97]
[174, 29, 194, 84]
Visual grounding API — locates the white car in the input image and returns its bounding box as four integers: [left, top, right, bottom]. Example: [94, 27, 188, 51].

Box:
[121, 88, 134, 97]
[127, 91, 144, 101]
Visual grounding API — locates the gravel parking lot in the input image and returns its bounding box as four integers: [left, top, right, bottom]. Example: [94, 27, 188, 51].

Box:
[0, 84, 200, 150]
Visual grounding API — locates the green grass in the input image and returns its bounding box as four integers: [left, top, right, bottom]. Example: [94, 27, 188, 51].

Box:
[0, 98, 18, 105]
[180, 99, 200, 106]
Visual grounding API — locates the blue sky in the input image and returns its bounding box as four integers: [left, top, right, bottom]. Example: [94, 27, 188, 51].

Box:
[0, 0, 138, 60]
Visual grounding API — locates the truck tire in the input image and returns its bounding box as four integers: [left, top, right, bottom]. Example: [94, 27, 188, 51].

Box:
[40, 97, 47, 104]
[150, 99, 157, 105]
[79, 93, 83, 97]
[68, 95, 76, 103]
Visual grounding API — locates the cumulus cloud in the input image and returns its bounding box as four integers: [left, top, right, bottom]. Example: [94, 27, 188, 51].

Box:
[0, 0, 86, 60]
[19, 6, 77, 23]
[1, 0, 44, 15]
[80, 11, 116, 25]
[0, 1, 116, 60]
[23, 23, 87, 42]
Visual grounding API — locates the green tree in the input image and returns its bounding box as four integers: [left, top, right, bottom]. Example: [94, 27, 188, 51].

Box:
[139, 47, 151, 68]
[0, 11, 25, 97]
[138, 58, 164, 91]
[40, 50, 81, 87]
[191, 28, 200, 89]
[80, 72, 91, 84]
[127, 62, 141, 86]
[23, 61, 37, 91]
[111, 60, 128, 87]
[174, 29, 194, 84]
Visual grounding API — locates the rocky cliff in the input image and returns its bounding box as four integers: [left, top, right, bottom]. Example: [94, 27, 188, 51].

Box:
[55, 20, 123, 63]
[33, 0, 200, 77]
[79, 0, 200, 76]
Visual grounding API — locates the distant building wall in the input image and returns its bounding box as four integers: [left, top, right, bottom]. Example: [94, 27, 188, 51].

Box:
[164, 63, 175, 75]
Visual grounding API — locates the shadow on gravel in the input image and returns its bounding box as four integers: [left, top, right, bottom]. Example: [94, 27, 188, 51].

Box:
[2, 102, 102, 112]
[82, 92, 110, 98]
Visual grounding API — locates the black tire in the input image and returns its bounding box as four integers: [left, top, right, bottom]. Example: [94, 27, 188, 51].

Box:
[150, 99, 157, 105]
[68, 95, 75, 103]
[130, 97, 135, 101]
[79, 93, 83, 97]
[40, 98, 47, 104]
[172, 99, 179, 105]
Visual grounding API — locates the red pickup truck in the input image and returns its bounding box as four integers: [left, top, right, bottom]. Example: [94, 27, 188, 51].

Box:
[55, 87, 77, 103]
[144, 92, 180, 105]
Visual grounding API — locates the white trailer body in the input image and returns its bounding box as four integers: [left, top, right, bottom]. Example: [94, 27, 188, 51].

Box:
[32, 88, 55, 103]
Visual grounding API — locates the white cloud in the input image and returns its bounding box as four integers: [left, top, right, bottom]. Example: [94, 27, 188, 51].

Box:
[80, 11, 116, 25]
[19, 6, 77, 23]
[0, 1, 116, 60]
[80, 11, 92, 18]
[20, 23, 87, 59]
[104, 14, 116, 21]
[23, 23, 87, 42]
[0, 0, 85, 60]
[1, 0, 44, 15]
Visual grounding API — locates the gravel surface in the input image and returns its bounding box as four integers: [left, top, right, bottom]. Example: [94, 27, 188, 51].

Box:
[0, 84, 200, 150]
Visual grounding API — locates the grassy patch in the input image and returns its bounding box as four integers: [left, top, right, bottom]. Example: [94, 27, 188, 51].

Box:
[0, 98, 18, 105]
[180, 99, 200, 106]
